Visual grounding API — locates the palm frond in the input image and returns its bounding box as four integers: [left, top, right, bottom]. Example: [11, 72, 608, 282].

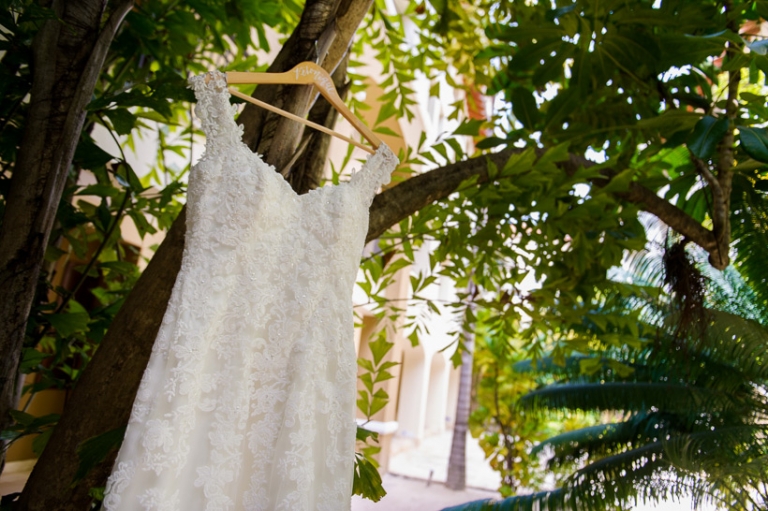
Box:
[530, 422, 632, 456]
[441, 443, 705, 511]
[530, 413, 687, 464]
[700, 309, 768, 382]
[513, 356, 593, 377]
[520, 382, 746, 416]
[730, 173, 768, 315]
[663, 425, 768, 477]
[700, 263, 766, 323]
[440, 488, 569, 511]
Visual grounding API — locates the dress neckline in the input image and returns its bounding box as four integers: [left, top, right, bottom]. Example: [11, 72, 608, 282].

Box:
[208, 71, 394, 201]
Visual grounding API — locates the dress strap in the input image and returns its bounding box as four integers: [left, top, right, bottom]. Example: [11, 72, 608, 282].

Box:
[350, 143, 399, 205]
[187, 71, 244, 151]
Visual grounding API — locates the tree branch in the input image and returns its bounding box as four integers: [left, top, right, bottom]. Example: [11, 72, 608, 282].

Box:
[370, 150, 720, 260]
[706, 0, 742, 269]
[238, 0, 374, 170]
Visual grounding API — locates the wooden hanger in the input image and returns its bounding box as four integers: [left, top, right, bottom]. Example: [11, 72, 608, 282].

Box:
[224, 62, 381, 154]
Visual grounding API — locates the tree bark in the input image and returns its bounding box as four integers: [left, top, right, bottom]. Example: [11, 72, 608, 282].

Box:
[446, 291, 476, 491]
[239, 0, 374, 166]
[286, 55, 351, 190]
[0, 0, 133, 472]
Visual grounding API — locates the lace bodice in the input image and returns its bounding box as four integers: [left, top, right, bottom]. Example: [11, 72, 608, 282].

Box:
[103, 70, 398, 511]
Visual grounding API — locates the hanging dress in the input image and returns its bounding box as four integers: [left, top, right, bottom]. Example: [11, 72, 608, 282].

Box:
[103, 70, 398, 511]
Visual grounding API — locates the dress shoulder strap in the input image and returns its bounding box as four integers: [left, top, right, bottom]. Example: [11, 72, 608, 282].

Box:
[350, 143, 399, 205]
[187, 71, 243, 150]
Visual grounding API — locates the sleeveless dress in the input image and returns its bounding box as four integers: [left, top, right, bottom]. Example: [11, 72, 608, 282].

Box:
[103, 70, 398, 511]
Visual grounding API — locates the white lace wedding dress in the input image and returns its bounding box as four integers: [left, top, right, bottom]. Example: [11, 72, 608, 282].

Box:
[103, 70, 398, 511]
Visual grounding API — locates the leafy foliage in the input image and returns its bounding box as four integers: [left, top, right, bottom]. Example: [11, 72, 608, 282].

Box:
[469, 316, 597, 497]
[446, 253, 768, 511]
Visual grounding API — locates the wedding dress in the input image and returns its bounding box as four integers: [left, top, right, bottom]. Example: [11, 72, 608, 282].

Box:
[103, 70, 398, 511]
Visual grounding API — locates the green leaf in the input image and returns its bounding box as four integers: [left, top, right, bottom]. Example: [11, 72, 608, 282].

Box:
[602, 32, 660, 70]
[358, 357, 375, 372]
[357, 391, 370, 415]
[485, 25, 564, 43]
[359, 373, 374, 393]
[475, 137, 507, 149]
[369, 337, 394, 366]
[76, 184, 119, 198]
[356, 426, 379, 443]
[453, 119, 485, 136]
[9, 410, 36, 426]
[748, 39, 768, 55]
[373, 126, 400, 137]
[508, 38, 563, 72]
[738, 126, 768, 163]
[19, 348, 48, 372]
[572, 51, 593, 96]
[635, 110, 700, 135]
[374, 369, 395, 383]
[532, 44, 573, 86]
[103, 109, 136, 136]
[487, 158, 499, 180]
[546, 4, 576, 21]
[100, 261, 140, 277]
[688, 116, 729, 159]
[658, 32, 734, 69]
[352, 453, 387, 502]
[596, 168, 635, 195]
[120, 162, 145, 192]
[73, 427, 127, 482]
[579, 357, 603, 375]
[536, 142, 571, 167]
[31, 427, 53, 457]
[511, 87, 540, 130]
[740, 92, 764, 103]
[502, 148, 537, 176]
[46, 312, 90, 338]
[73, 140, 115, 169]
[374, 101, 398, 126]
[544, 87, 579, 131]
[369, 395, 388, 416]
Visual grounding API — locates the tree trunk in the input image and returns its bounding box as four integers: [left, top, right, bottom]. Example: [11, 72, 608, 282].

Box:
[446, 310, 476, 491]
[16, 1, 371, 509]
[286, 55, 351, 191]
[0, 0, 133, 473]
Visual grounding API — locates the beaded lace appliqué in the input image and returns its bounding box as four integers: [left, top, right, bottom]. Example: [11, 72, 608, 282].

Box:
[103, 70, 398, 511]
